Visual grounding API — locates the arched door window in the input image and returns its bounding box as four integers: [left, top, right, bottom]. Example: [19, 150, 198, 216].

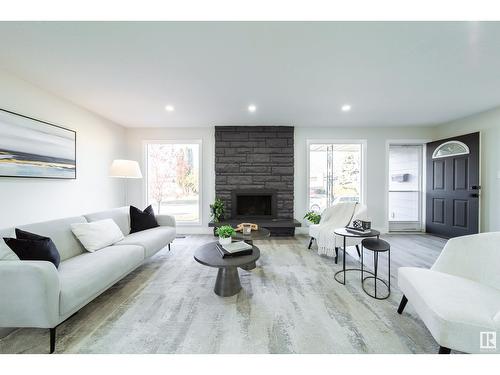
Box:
[432, 140, 470, 159]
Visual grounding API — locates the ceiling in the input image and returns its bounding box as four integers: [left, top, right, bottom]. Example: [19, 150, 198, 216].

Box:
[0, 21, 500, 128]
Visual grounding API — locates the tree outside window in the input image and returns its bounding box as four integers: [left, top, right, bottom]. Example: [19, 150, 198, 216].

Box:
[146, 142, 200, 223]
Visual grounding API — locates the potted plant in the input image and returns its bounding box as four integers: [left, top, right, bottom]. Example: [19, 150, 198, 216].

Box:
[304, 211, 321, 224]
[216, 225, 235, 246]
[210, 198, 225, 222]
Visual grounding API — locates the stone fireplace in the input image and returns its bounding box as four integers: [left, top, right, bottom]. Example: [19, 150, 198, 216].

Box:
[213, 126, 299, 235]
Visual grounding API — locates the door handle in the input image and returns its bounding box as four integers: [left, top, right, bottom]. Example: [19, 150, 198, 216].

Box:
[472, 185, 481, 190]
[470, 193, 479, 198]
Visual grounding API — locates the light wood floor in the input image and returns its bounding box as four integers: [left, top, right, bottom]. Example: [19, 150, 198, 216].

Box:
[0, 233, 447, 354]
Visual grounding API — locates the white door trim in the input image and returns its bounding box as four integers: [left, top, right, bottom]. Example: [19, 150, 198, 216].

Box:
[385, 139, 431, 233]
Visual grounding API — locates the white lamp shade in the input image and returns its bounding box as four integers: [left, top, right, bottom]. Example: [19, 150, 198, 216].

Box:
[109, 159, 143, 178]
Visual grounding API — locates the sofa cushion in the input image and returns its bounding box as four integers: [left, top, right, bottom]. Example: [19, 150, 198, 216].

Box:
[118, 226, 175, 258]
[58, 244, 144, 316]
[398, 267, 500, 353]
[17, 216, 87, 261]
[71, 219, 124, 252]
[85, 207, 130, 236]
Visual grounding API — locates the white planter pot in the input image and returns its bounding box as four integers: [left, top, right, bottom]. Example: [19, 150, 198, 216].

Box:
[219, 237, 232, 246]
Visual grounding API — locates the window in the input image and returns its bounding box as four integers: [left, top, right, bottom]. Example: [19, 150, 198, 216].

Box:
[308, 142, 364, 212]
[432, 140, 470, 159]
[145, 141, 201, 224]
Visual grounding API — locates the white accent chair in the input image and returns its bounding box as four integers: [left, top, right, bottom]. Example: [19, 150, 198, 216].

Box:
[398, 232, 500, 354]
[308, 202, 367, 262]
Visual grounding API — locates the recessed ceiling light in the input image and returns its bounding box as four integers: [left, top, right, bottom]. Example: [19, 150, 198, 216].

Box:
[341, 104, 352, 112]
[165, 105, 175, 112]
[248, 104, 257, 113]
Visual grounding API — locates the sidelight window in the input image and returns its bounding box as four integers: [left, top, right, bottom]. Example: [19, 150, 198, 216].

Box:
[388, 144, 423, 231]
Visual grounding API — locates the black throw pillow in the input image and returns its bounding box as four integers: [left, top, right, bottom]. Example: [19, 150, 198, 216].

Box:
[130, 205, 159, 234]
[16, 228, 48, 241]
[3, 229, 61, 268]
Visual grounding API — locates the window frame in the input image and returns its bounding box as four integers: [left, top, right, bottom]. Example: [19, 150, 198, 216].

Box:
[143, 139, 203, 226]
[306, 139, 367, 214]
[431, 140, 470, 159]
[387, 144, 424, 229]
[385, 139, 430, 234]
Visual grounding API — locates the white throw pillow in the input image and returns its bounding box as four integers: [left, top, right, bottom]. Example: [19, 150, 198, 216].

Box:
[71, 219, 124, 252]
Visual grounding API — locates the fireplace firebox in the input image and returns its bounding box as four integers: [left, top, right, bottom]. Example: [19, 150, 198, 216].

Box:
[231, 189, 277, 219]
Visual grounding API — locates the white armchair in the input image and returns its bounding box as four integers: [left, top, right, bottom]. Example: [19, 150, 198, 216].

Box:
[308, 202, 367, 262]
[398, 232, 500, 354]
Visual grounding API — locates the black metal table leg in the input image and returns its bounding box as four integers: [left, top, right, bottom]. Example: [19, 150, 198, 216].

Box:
[342, 236, 346, 284]
[361, 243, 364, 282]
[388, 247, 391, 294]
[361, 237, 391, 300]
[374, 251, 378, 298]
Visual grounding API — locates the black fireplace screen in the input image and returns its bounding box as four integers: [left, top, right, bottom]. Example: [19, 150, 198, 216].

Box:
[231, 189, 277, 218]
[236, 195, 272, 216]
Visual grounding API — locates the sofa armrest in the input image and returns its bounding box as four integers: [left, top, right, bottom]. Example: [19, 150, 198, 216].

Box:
[156, 214, 176, 227]
[0, 261, 60, 328]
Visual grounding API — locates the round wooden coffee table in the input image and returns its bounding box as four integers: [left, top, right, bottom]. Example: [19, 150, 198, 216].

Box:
[194, 242, 261, 297]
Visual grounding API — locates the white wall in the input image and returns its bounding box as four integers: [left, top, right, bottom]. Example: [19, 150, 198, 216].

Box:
[0, 69, 126, 228]
[126, 127, 215, 234]
[433, 106, 500, 232]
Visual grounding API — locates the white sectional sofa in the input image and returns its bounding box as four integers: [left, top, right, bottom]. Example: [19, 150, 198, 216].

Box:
[0, 206, 176, 353]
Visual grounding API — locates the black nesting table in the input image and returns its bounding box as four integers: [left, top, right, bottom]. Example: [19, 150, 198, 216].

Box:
[194, 242, 260, 297]
[333, 228, 380, 285]
[361, 238, 391, 299]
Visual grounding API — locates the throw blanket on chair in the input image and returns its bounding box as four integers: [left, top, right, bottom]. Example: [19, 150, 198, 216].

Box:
[317, 202, 358, 257]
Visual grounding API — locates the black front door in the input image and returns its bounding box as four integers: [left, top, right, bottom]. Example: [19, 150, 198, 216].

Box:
[426, 132, 480, 238]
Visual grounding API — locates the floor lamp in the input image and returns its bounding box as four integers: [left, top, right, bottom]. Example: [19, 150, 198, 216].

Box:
[109, 159, 143, 206]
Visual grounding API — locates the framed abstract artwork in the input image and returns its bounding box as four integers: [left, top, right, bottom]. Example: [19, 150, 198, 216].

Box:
[0, 108, 76, 179]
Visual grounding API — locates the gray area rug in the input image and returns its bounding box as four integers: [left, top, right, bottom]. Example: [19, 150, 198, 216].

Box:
[0, 234, 445, 354]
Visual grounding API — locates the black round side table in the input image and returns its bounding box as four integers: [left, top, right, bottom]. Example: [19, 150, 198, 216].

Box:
[333, 228, 380, 285]
[361, 238, 391, 300]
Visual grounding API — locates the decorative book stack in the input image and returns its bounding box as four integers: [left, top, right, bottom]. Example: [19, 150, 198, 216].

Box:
[345, 227, 371, 235]
[216, 241, 253, 258]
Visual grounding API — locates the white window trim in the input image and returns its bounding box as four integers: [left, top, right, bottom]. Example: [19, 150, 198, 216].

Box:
[142, 139, 203, 226]
[306, 139, 367, 214]
[432, 140, 470, 159]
